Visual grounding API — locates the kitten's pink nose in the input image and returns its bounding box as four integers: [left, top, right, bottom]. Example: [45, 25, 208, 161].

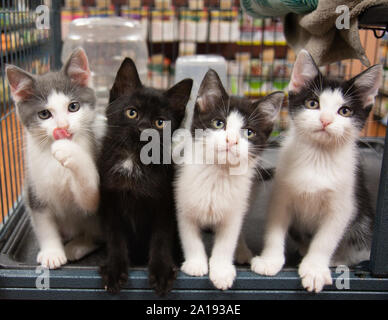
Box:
[226, 136, 238, 147]
[320, 118, 332, 128]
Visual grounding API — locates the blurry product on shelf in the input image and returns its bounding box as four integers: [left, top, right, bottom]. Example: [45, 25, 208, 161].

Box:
[128, 0, 142, 7]
[1, 27, 49, 52]
[96, 0, 112, 8]
[155, 0, 172, 10]
[239, 16, 286, 45]
[262, 48, 275, 62]
[0, 9, 35, 29]
[121, 6, 149, 40]
[62, 17, 148, 107]
[209, 8, 239, 43]
[150, 8, 178, 42]
[61, 6, 115, 39]
[65, 0, 82, 8]
[179, 9, 208, 42]
[179, 41, 197, 56]
[147, 54, 173, 89]
[188, 0, 204, 10]
[220, 0, 233, 10]
[87, 6, 115, 17]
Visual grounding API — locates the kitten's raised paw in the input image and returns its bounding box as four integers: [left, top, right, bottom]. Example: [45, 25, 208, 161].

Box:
[51, 140, 76, 169]
[251, 255, 284, 276]
[181, 258, 208, 277]
[99, 265, 128, 294]
[37, 248, 67, 269]
[149, 262, 177, 297]
[209, 261, 236, 290]
[298, 259, 332, 293]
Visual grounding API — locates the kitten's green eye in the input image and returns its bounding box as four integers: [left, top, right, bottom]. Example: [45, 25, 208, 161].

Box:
[126, 108, 138, 119]
[38, 109, 51, 120]
[155, 119, 166, 129]
[244, 128, 256, 139]
[212, 119, 225, 129]
[68, 102, 80, 112]
[305, 99, 319, 110]
[338, 106, 353, 117]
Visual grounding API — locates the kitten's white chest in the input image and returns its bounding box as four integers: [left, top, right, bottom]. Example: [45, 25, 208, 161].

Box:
[279, 139, 355, 196]
[176, 164, 253, 226]
[276, 137, 356, 229]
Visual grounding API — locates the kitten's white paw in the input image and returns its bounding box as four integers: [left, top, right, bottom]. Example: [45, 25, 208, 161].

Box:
[65, 239, 98, 261]
[251, 255, 284, 276]
[51, 140, 76, 169]
[181, 258, 208, 276]
[37, 248, 67, 269]
[209, 261, 236, 290]
[235, 246, 253, 265]
[298, 259, 332, 293]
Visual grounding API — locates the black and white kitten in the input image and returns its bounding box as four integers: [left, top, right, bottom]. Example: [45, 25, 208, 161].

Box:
[6, 48, 105, 269]
[251, 49, 382, 293]
[98, 58, 193, 295]
[175, 69, 284, 290]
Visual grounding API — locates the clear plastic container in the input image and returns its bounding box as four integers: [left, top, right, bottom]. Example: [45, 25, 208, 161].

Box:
[62, 17, 148, 107]
[175, 55, 227, 129]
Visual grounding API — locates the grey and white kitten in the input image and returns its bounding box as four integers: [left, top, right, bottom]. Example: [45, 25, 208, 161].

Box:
[251, 49, 382, 293]
[6, 48, 106, 269]
[175, 69, 284, 290]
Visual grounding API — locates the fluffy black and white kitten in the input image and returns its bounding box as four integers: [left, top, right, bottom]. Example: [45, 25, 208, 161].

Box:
[175, 69, 284, 290]
[98, 58, 193, 295]
[6, 48, 105, 269]
[251, 49, 382, 293]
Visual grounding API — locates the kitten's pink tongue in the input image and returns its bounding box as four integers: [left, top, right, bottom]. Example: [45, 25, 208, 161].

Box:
[53, 128, 72, 140]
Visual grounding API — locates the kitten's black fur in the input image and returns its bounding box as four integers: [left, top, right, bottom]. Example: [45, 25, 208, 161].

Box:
[287, 62, 377, 263]
[98, 58, 192, 295]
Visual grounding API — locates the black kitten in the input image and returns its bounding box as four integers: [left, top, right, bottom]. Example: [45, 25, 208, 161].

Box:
[98, 58, 193, 295]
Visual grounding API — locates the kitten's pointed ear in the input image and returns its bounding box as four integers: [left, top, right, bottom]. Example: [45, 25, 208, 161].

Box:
[253, 91, 284, 124]
[196, 69, 228, 112]
[6, 65, 35, 103]
[165, 78, 193, 120]
[351, 64, 383, 108]
[62, 47, 91, 87]
[289, 49, 320, 93]
[109, 58, 142, 102]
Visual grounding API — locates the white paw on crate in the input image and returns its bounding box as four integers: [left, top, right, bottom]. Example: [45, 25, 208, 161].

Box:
[251, 255, 285, 276]
[181, 258, 209, 276]
[298, 259, 333, 293]
[209, 261, 236, 290]
[37, 248, 67, 269]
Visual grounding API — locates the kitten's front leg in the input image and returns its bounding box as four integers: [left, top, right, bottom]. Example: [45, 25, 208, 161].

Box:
[30, 209, 67, 269]
[298, 196, 353, 293]
[99, 226, 129, 294]
[251, 185, 291, 276]
[148, 210, 177, 297]
[178, 213, 208, 277]
[51, 139, 99, 213]
[209, 214, 243, 290]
